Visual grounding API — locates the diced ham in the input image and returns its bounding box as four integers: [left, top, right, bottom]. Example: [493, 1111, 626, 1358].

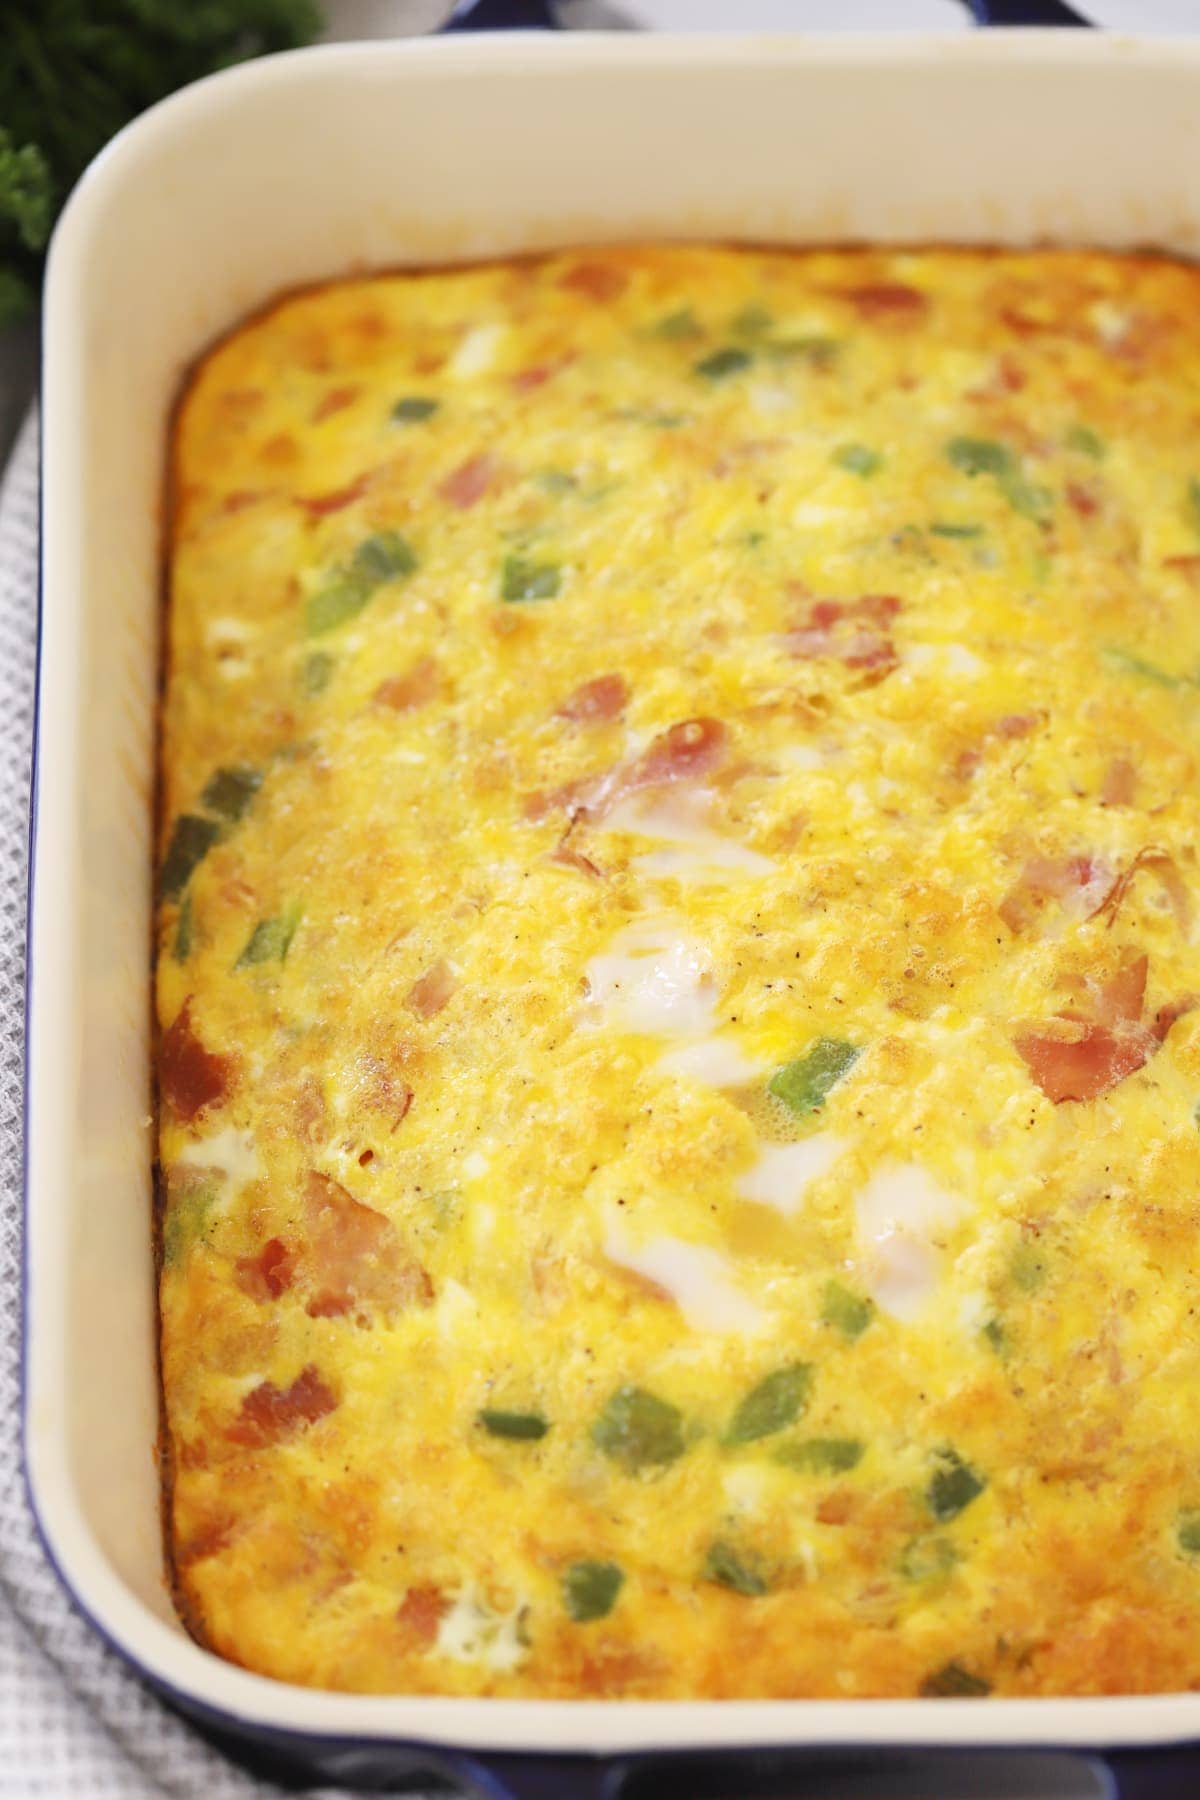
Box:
[1014, 950, 1191, 1103]
[626, 717, 727, 790]
[298, 473, 369, 518]
[954, 713, 1038, 782]
[357, 1055, 415, 1133]
[1000, 306, 1055, 340]
[260, 432, 297, 468]
[219, 489, 269, 515]
[159, 1001, 233, 1123]
[438, 452, 496, 510]
[523, 782, 580, 822]
[176, 1514, 234, 1566]
[302, 1171, 433, 1319]
[834, 282, 928, 321]
[1092, 952, 1149, 1026]
[550, 843, 604, 879]
[407, 960, 456, 1020]
[1014, 1021, 1156, 1105]
[216, 387, 264, 422]
[312, 384, 360, 423]
[995, 356, 1025, 394]
[557, 673, 629, 724]
[305, 1292, 353, 1320]
[787, 595, 902, 678]
[235, 1237, 294, 1302]
[816, 1491, 857, 1527]
[966, 355, 1028, 402]
[524, 716, 727, 823]
[559, 262, 628, 303]
[512, 365, 552, 392]
[374, 655, 439, 713]
[1094, 847, 1192, 937]
[397, 1583, 447, 1646]
[512, 360, 570, 393]
[998, 854, 1114, 936]
[1154, 995, 1198, 1041]
[291, 1075, 329, 1148]
[226, 1364, 337, 1447]
[1100, 757, 1137, 808]
[1066, 482, 1100, 519]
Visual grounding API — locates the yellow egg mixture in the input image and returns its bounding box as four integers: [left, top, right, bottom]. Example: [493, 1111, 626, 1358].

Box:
[158, 246, 1200, 1699]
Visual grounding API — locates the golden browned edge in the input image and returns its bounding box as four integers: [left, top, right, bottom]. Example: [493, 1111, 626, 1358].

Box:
[149, 235, 1200, 1672]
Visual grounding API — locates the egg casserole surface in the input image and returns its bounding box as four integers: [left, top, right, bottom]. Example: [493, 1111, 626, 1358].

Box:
[159, 246, 1200, 1699]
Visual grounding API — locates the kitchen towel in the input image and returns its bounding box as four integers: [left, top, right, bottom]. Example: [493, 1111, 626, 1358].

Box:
[0, 412, 408, 1799]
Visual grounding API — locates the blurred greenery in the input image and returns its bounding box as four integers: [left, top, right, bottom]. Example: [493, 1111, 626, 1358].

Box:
[0, 0, 322, 324]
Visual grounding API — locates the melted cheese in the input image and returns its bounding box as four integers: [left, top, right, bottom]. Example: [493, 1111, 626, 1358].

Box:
[902, 642, 985, 679]
[582, 915, 716, 1037]
[175, 1125, 261, 1191]
[603, 1225, 767, 1335]
[435, 1585, 529, 1672]
[853, 1162, 970, 1322]
[608, 790, 776, 885]
[736, 1135, 846, 1215]
[656, 1035, 762, 1088]
[448, 322, 506, 379]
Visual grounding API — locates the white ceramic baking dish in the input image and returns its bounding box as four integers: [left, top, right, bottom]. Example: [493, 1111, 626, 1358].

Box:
[26, 25, 1200, 1798]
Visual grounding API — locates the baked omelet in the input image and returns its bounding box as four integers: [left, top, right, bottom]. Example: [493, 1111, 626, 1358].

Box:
[158, 246, 1200, 1699]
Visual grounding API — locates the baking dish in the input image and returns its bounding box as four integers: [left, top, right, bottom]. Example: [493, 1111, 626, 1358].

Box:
[27, 25, 1200, 1797]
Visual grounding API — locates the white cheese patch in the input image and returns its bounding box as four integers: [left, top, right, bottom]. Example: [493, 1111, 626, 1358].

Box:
[204, 616, 259, 646]
[657, 1035, 763, 1088]
[722, 1463, 771, 1512]
[736, 1135, 846, 1216]
[776, 743, 831, 772]
[435, 1584, 529, 1672]
[958, 1290, 990, 1337]
[854, 1162, 970, 1323]
[176, 1126, 261, 1192]
[903, 642, 985, 679]
[604, 1226, 766, 1335]
[321, 1145, 385, 1185]
[607, 789, 776, 886]
[750, 383, 794, 416]
[1063, 859, 1116, 925]
[448, 322, 506, 379]
[792, 498, 853, 530]
[1089, 299, 1132, 348]
[583, 915, 716, 1038]
[434, 1278, 479, 1344]
[791, 1538, 820, 1583]
[472, 1203, 496, 1250]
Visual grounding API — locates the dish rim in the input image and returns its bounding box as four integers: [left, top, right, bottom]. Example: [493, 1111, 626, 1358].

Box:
[27, 25, 1200, 1757]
